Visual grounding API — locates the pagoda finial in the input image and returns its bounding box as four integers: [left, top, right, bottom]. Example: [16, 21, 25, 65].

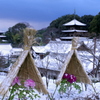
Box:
[74, 9, 76, 19]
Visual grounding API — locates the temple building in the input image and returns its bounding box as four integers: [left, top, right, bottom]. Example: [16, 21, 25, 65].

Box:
[0, 31, 7, 42]
[61, 19, 88, 38]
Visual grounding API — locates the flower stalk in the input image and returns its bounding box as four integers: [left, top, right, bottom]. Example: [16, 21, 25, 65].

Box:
[4, 77, 40, 100]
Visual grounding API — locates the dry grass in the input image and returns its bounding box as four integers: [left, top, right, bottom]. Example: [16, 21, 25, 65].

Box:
[56, 37, 91, 85]
[0, 28, 48, 96]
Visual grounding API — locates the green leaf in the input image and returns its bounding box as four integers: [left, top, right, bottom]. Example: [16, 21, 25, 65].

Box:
[72, 83, 82, 93]
[8, 95, 15, 100]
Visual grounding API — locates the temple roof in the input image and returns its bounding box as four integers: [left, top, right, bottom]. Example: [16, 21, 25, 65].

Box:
[63, 19, 86, 26]
[62, 29, 88, 33]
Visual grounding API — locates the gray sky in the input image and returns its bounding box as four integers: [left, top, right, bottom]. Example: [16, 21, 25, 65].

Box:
[0, 0, 100, 31]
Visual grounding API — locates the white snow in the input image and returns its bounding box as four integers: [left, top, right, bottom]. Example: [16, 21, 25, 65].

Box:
[63, 19, 86, 26]
[0, 44, 23, 56]
[0, 75, 99, 100]
[32, 41, 72, 54]
[0, 43, 12, 55]
[0, 39, 100, 99]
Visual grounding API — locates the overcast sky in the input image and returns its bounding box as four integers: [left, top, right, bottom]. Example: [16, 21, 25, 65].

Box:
[0, 0, 100, 31]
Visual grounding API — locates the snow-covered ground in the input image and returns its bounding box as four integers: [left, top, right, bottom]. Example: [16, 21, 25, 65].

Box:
[0, 75, 100, 100]
[35, 39, 100, 99]
[0, 39, 100, 99]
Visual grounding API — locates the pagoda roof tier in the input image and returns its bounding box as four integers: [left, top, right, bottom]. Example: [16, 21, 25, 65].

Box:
[63, 19, 86, 26]
[62, 29, 88, 33]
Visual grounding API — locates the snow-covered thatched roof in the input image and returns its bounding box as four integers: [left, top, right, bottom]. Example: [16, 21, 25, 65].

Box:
[63, 19, 86, 26]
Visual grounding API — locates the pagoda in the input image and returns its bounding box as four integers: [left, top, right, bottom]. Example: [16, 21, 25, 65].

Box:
[61, 19, 87, 37]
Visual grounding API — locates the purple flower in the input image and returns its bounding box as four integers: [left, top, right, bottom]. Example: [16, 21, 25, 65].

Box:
[67, 75, 76, 83]
[63, 73, 70, 79]
[62, 73, 77, 83]
[12, 77, 21, 86]
[24, 79, 35, 89]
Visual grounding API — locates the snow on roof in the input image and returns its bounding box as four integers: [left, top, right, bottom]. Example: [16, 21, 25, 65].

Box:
[10, 48, 23, 56]
[63, 19, 86, 26]
[55, 38, 61, 41]
[35, 53, 67, 71]
[83, 39, 100, 51]
[11, 48, 23, 52]
[0, 43, 12, 50]
[32, 41, 71, 54]
[60, 37, 86, 41]
[44, 41, 71, 53]
[33, 39, 96, 54]
[45, 41, 71, 53]
[0, 35, 6, 38]
[0, 30, 5, 33]
[60, 37, 73, 40]
[0, 43, 12, 55]
[62, 29, 88, 33]
[32, 46, 47, 53]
